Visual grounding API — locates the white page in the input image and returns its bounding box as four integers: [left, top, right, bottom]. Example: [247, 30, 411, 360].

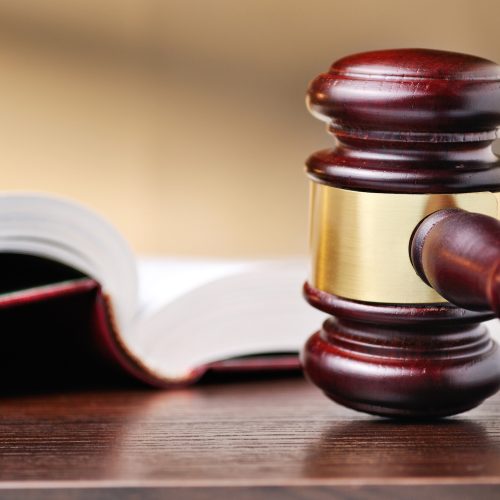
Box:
[125, 258, 326, 379]
[136, 257, 262, 317]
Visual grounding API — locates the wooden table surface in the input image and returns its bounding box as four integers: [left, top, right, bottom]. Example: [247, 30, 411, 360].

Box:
[1, 375, 500, 499]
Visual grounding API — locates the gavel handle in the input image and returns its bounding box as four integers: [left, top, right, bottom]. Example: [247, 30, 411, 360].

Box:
[411, 208, 500, 316]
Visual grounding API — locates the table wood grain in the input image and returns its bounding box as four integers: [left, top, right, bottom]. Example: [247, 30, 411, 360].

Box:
[0, 375, 500, 499]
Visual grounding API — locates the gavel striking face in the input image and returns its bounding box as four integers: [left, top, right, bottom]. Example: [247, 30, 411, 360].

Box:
[302, 48, 500, 418]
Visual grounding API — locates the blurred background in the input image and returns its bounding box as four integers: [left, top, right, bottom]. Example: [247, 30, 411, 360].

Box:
[0, 0, 499, 256]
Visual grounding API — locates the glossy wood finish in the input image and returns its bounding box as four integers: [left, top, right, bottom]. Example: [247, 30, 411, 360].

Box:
[306, 49, 500, 193]
[1, 378, 500, 499]
[303, 318, 500, 418]
[411, 208, 500, 316]
[303, 49, 500, 418]
[303, 282, 500, 418]
[308, 49, 500, 134]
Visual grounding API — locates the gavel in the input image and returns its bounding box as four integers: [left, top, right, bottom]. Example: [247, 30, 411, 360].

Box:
[302, 48, 500, 418]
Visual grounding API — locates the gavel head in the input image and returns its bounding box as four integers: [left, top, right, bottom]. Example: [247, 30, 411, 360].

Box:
[302, 48, 500, 418]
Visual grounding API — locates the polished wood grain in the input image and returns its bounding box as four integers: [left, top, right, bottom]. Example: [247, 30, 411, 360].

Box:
[411, 208, 500, 316]
[303, 48, 500, 418]
[1, 377, 500, 499]
[306, 48, 500, 193]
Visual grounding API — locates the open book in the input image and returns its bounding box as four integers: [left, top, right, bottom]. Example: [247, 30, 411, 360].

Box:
[0, 193, 325, 387]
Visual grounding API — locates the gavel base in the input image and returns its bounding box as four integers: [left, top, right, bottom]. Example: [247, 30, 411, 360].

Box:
[302, 285, 500, 418]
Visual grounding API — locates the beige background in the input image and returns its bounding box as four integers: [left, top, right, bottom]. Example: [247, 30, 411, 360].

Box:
[0, 0, 499, 256]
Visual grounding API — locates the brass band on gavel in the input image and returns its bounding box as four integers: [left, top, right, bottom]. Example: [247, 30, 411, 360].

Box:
[309, 183, 500, 304]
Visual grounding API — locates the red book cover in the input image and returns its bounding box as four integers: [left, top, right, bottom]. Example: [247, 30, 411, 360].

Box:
[0, 274, 301, 390]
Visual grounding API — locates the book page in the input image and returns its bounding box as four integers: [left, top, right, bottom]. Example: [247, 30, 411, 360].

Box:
[124, 258, 326, 380]
[136, 257, 260, 317]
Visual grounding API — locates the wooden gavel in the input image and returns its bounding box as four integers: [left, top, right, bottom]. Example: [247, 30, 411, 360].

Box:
[302, 48, 500, 418]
